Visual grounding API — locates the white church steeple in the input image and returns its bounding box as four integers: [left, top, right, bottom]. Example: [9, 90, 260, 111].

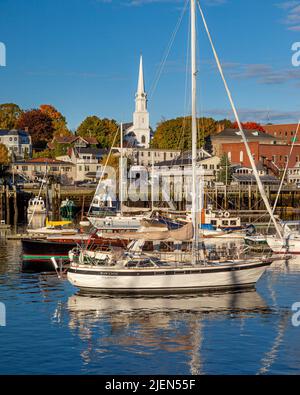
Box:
[132, 55, 150, 148]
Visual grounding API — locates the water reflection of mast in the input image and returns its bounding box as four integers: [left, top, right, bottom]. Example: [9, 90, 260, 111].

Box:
[257, 263, 290, 375]
[189, 320, 202, 375]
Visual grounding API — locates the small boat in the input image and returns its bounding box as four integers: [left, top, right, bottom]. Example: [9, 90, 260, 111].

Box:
[27, 196, 47, 215]
[21, 233, 129, 272]
[201, 205, 243, 232]
[27, 218, 78, 236]
[60, 198, 77, 220]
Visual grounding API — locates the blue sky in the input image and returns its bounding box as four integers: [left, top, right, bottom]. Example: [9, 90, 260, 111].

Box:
[0, 0, 300, 130]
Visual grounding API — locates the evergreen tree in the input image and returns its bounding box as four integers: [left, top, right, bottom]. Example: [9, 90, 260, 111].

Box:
[218, 154, 232, 185]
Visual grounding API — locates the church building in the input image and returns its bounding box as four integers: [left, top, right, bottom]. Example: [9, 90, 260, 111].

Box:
[123, 56, 151, 149]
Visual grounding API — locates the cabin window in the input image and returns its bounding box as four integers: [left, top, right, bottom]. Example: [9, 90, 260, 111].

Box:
[211, 220, 217, 225]
[222, 220, 229, 226]
[230, 221, 237, 226]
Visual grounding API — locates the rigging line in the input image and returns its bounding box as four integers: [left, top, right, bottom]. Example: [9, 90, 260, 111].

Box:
[149, 0, 189, 100]
[87, 125, 120, 217]
[197, 0, 283, 239]
[267, 120, 300, 231]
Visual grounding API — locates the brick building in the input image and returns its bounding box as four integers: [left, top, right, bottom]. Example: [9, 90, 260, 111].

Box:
[211, 128, 277, 157]
[263, 123, 299, 144]
[222, 141, 300, 174]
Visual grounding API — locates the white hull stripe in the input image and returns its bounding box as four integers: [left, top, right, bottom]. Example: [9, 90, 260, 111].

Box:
[68, 261, 271, 277]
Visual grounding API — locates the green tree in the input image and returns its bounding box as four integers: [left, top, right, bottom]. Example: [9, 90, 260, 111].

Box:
[151, 117, 230, 150]
[16, 109, 54, 149]
[0, 103, 23, 130]
[218, 154, 232, 185]
[77, 116, 119, 148]
[32, 149, 54, 159]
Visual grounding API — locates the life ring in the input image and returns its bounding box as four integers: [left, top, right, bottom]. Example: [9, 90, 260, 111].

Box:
[218, 211, 224, 217]
[224, 211, 230, 218]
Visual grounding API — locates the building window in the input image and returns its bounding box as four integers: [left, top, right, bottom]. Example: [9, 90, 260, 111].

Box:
[85, 166, 90, 171]
[141, 135, 146, 144]
[240, 151, 244, 162]
[22, 166, 28, 171]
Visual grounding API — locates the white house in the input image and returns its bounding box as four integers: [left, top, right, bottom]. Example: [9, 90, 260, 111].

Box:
[0, 129, 32, 160]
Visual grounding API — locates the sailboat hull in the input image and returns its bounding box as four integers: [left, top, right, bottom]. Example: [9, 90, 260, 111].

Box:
[67, 260, 272, 294]
[267, 236, 300, 255]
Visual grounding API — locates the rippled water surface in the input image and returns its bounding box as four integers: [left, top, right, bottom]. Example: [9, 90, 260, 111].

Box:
[0, 236, 300, 375]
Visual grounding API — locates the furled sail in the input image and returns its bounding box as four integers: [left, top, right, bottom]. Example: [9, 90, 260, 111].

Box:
[102, 222, 193, 242]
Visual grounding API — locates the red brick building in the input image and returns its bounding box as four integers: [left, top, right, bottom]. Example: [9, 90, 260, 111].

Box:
[222, 142, 300, 170]
[263, 123, 299, 144]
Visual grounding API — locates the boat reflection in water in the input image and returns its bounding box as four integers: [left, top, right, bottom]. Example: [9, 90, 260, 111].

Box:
[66, 290, 270, 374]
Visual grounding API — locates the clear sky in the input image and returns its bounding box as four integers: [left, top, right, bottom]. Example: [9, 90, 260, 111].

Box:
[0, 0, 300, 130]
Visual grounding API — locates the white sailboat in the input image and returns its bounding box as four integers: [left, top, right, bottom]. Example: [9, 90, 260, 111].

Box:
[87, 122, 151, 231]
[67, 0, 278, 293]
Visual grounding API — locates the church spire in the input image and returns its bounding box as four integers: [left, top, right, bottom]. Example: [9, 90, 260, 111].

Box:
[137, 55, 145, 94]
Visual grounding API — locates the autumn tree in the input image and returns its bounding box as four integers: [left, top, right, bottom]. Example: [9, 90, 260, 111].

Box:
[77, 116, 119, 148]
[39, 104, 71, 138]
[151, 117, 229, 150]
[232, 122, 265, 132]
[0, 143, 10, 179]
[0, 103, 23, 130]
[0, 143, 10, 165]
[16, 109, 54, 149]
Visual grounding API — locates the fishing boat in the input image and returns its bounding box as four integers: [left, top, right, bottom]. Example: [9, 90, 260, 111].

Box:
[202, 206, 243, 231]
[27, 196, 47, 215]
[21, 233, 129, 272]
[60, 198, 77, 220]
[67, 0, 276, 294]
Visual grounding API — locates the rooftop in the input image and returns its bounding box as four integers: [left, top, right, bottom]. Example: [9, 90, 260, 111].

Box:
[0, 129, 30, 136]
[13, 158, 74, 165]
[211, 128, 277, 141]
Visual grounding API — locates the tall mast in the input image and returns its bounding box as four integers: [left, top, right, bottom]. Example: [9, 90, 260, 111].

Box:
[191, 0, 198, 260]
[120, 122, 123, 215]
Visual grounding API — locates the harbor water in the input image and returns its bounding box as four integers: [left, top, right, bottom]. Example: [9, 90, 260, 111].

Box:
[0, 234, 300, 375]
